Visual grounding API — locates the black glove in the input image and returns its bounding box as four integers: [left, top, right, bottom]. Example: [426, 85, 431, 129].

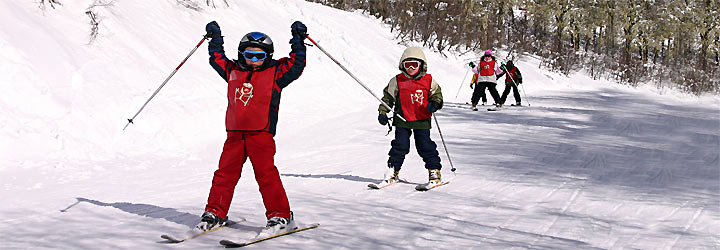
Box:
[378, 114, 389, 125]
[290, 21, 307, 44]
[205, 21, 221, 39]
[468, 62, 475, 68]
[427, 100, 441, 113]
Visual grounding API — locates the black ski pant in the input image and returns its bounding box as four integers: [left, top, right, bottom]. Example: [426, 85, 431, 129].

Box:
[499, 82, 521, 104]
[472, 82, 500, 105]
[387, 127, 441, 171]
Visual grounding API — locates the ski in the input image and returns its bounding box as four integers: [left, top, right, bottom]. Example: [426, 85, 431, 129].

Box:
[367, 179, 407, 189]
[219, 223, 319, 248]
[487, 108, 500, 111]
[160, 218, 244, 243]
[415, 181, 450, 191]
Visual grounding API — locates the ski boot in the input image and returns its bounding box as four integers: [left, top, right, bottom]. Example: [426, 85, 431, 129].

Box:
[382, 166, 400, 184]
[369, 165, 401, 189]
[258, 212, 297, 237]
[196, 211, 228, 231]
[428, 169, 442, 185]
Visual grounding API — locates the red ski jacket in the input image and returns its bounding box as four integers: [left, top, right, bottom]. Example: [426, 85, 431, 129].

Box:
[209, 39, 306, 135]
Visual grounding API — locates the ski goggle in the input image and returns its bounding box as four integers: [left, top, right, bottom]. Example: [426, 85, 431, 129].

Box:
[403, 60, 421, 70]
[242, 50, 267, 62]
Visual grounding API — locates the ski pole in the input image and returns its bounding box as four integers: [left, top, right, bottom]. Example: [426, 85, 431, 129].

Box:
[123, 35, 209, 130]
[454, 67, 470, 100]
[306, 35, 406, 122]
[432, 113, 455, 173]
[518, 81, 530, 106]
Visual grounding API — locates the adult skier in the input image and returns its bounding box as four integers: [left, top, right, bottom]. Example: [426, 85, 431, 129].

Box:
[198, 20, 307, 236]
[498, 60, 523, 106]
[470, 50, 503, 111]
[377, 47, 444, 188]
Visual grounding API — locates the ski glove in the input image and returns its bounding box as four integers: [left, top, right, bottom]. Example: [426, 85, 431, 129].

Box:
[205, 21, 222, 39]
[468, 62, 475, 68]
[378, 114, 389, 126]
[290, 21, 307, 44]
[427, 100, 441, 113]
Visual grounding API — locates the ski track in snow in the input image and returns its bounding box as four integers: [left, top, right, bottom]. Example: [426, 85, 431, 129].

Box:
[1, 0, 719, 249]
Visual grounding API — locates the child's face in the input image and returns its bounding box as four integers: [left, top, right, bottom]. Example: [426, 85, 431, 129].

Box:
[244, 47, 265, 68]
[484, 57, 492, 62]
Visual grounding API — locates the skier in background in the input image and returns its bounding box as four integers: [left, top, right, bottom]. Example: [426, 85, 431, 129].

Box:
[498, 60, 523, 106]
[467, 61, 487, 106]
[377, 47, 444, 188]
[198, 20, 307, 236]
[470, 50, 504, 111]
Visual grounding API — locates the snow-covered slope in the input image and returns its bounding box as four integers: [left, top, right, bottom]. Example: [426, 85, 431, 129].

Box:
[1, 0, 718, 249]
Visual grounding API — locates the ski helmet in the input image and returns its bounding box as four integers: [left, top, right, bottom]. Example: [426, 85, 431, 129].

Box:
[238, 32, 274, 61]
[484, 50, 493, 56]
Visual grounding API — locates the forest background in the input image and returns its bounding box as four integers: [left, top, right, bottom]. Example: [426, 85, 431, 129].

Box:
[305, 0, 719, 95]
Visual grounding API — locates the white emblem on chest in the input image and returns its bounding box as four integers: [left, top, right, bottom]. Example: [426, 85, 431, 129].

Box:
[410, 90, 424, 105]
[235, 82, 254, 106]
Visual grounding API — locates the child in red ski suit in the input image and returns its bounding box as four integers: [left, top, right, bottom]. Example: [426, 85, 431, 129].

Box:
[198, 20, 307, 234]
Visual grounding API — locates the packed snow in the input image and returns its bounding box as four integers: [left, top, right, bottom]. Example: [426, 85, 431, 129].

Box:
[1, 0, 718, 249]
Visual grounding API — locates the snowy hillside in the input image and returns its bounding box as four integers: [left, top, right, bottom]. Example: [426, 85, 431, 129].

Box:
[1, 0, 719, 249]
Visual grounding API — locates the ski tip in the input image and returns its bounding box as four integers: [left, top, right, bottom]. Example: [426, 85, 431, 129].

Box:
[219, 239, 245, 247]
[160, 235, 184, 243]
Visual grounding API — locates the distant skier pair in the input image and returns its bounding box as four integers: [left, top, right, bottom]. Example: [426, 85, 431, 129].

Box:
[196, 20, 446, 236]
[468, 50, 523, 111]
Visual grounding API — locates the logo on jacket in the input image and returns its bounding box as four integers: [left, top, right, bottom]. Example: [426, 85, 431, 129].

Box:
[235, 82, 254, 106]
[410, 90, 424, 105]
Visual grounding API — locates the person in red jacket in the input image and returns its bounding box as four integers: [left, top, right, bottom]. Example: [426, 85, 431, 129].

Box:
[498, 60, 523, 106]
[376, 47, 444, 188]
[470, 50, 503, 111]
[197, 20, 307, 236]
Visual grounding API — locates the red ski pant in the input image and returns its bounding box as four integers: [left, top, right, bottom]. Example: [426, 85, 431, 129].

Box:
[205, 131, 290, 219]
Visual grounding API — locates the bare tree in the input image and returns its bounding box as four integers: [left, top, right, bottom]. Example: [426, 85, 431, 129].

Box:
[39, 0, 62, 10]
[85, 0, 115, 44]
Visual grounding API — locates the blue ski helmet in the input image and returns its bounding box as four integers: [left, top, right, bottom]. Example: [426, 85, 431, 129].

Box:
[238, 32, 274, 61]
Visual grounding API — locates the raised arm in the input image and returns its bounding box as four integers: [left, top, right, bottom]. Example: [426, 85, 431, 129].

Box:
[275, 21, 308, 89]
[206, 21, 235, 82]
